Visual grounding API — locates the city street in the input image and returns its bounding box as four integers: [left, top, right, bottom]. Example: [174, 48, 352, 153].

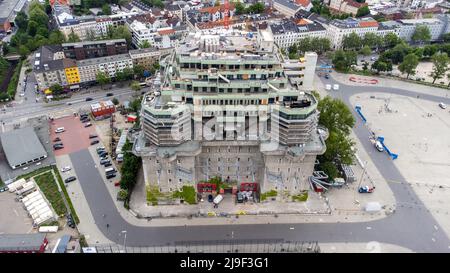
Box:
[64, 71, 450, 252]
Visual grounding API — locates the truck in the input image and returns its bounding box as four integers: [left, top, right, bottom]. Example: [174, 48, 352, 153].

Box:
[213, 194, 223, 205]
[39, 226, 59, 233]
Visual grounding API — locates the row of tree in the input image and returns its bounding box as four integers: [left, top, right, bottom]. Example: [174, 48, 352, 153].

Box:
[233, 1, 265, 15]
[288, 37, 332, 58]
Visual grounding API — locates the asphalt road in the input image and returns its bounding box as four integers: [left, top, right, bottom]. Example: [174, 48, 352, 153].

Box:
[68, 72, 450, 252]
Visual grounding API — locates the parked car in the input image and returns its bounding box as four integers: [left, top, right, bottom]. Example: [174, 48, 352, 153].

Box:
[85, 97, 93, 101]
[208, 194, 213, 202]
[0, 186, 9, 193]
[100, 159, 111, 165]
[106, 93, 113, 97]
[89, 134, 98, 139]
[53, 137, 61, 142]
[65, 176, 77, 183]
[104, 162, 112, 167]
[61, 166, 71, 172]
[81, 118, 90, 123]
[90, 140, 100, 145]
[106, 173, 116, 179]
[55, 127, 65, 133]
[439, 102, 447, 109]
[54, 145, 64, 150]
[99, 151, 108, 157]
[324, 74, 329, 79]
[84, 122, 92, 127]
[237, 192, 244, 203]
[97, 149, 106, 155]
[53, 143, 64, 149]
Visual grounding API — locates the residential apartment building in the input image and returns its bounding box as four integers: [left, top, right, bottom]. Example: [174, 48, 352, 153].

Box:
[396, 18, 446, 42]
[77, 54, 134, 84]
[269, 19, 327, 49]
[326, 17, 388, 48]
[134, 30, 327, 196]
[62, 39, 128, 60]
[273, 0, 303, 17]
[328, 0, 367, 15]
[129, 47, 162, 69]
[34, 46, 68, 91]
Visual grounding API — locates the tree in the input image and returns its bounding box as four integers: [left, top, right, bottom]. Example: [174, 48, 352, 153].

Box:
[362, 32, 382, 50]
[342, 32, 361, 51]
[288, 44, 298, 59]
[122, 67, 134, 80]
[234, 0, 245, 15]
[27, 21, 39, 36]
[37, 27, 49, 38]
[384, 32, 401, 49]
[246, 2, 265, 14]
[332, 50, 357, 72]
[96, 71, 111, 88]
[214, 0, 221, 6]
[317, 96, 356, 178]
[430, 52, 449, 84]
[86, 28, 97, 41]
[19, 45, 30, 59]
[15, 11, 28, 30]
[133, 64, 145, 79]
[67, 30, 81, 42]
[412, 25, 431, 44]
[49, 30, 66, 44]
[371, 60, 392, 74]
[359, 45, 371, 56]
[398, 53, 419, 79]
[29, 7, 49, 27]
[382, 42, 412, 64]
[139, 40, 151, 49]
[49, 84, 64, 95]
[423, 44, 438, 58]
[130, 81, 141, 92]
[356, 6, 370, 17]
[443, 33, 450, 43]
[102, 3, 112, 15]
[112, 97, 120, 105]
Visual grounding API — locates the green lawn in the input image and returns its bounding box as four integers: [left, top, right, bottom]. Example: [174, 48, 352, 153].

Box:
[52, 166, 80, 224]
[34, 171, 67, 216]
[17, 166, 53, 180]
[172, 186, 197, 204]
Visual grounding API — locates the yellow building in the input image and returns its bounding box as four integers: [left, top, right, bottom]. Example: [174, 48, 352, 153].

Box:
[63, 59, 80, 85]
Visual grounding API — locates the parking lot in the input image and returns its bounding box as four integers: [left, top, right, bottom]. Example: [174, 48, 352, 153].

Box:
[50, 116, 96, 156]
[0, 191, 34, 234]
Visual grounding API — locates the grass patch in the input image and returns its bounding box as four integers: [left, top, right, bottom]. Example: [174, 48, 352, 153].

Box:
[17, 166, 53, 180]
[34, 171, 67, 217]
[146, 185, 172, 206]
[172, 186, 196, 204]
[40, 220, 60, 227]
[292, 191, 309, 202]
[52, 166, 80, 224]
[260, 190, 278, 201]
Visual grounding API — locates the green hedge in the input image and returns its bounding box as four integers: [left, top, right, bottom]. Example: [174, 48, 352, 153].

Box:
[7, 60, 23, 99]
[52, 166, 80, 224]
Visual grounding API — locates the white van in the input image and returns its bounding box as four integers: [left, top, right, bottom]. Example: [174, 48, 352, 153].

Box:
[55, 127, 65, 133]
[213, 194, 223, 205]
[325, 84, 332, 90]
[333, 84, 340, 91]
[105, 167, 116, 174]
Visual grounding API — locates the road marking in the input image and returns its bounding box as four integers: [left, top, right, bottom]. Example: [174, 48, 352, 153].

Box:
[13, 209, 19, 217]
[434, 225, 438, 231]
[432, 238, 436, 242]
[289, 227, 295, 230]
[366, 226, 372, 230]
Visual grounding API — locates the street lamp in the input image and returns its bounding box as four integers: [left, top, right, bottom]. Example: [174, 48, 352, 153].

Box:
[121, 230, 127, 252]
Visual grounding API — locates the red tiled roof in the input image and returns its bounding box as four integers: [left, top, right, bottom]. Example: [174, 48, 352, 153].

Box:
[295, 0, 311, 7]
[295, 18, 310, 25]
[358, 21, 379, 28]
[199, 3, 236, 14]
[157, 28, 175, 35]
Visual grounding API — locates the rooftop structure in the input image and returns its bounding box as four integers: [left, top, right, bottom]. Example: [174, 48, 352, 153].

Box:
[0, 127, 48, 170]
